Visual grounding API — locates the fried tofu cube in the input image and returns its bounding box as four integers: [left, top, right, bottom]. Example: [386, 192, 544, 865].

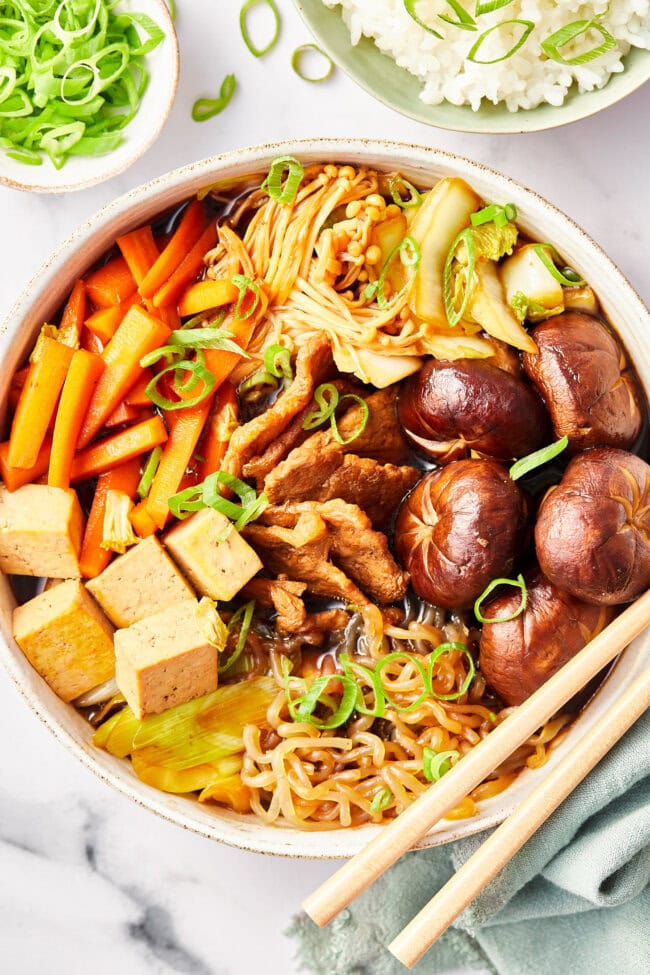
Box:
[87, 536, 195, 628]
[0, 484, 84, 578]
[115, 600, 218, 718]
[164, 509, 262, 601]
[13, 580, 115, 702]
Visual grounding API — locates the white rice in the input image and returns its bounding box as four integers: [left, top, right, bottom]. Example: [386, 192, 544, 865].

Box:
[322, 0, 650, 111]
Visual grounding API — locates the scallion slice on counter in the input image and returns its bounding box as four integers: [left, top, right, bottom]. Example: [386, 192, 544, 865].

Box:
[467, 19, 535, 64]
[220, 600, 256, 675]
[475, 0, 515, 14]
[423, 747, 460, 782]
[192, 74, 236, 122]
[370, 787, 393, 812]
[239, 0, 281, 58]
[428, 642, 476, 700]
[533, 244, 586, 287]
[509, 436, 569, 482]
[474, 574, 528, 624]
[291, 43, 334, 83]
[443, 227, 475, 327]
[388, 175, 422, 209]
[262, 155, 304, 204]
[232, 274, 261, 319]
[541, 17, 617, 65]
[137, 446, 163, 500]
[403, 0, 444, 38]
[439, 0, 477, 32]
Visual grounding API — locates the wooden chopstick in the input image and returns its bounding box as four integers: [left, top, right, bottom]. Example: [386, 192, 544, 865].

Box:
[302, 588, 650, 928]
[389, 664, 650, 968]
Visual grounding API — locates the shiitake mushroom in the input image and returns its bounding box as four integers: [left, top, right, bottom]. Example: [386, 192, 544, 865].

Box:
[397, 359, 550, 464]
[535, 448, 650, 605]
[522, 313, 643, 452]
[395, 458, 528, 610]
[479, 567, 615, 706]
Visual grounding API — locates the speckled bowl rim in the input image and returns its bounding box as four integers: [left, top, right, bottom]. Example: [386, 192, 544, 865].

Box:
[0, 139, 648, 859]
[0, 0, 179, 194]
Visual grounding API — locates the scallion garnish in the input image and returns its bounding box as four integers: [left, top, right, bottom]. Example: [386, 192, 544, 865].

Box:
[363, 282, 378, 301]
[145, 359, 216, 411]
[302, 383, 370, 445]
[192, 74, 236, 122]
[166, 0, 176, 21]
[423, 747, 460, 782]
[376, 652, 431, 713]
[220, 600, 256, 675]
[474, 574, 527, 624]
[403, 0, 444, 38]
[509, 436, 569, 482]
[169, 328, 249, 356]
[370, 787, 393, 813]
[281, 658, 359, 730]
[443, 227, 475, 327]
[291, 44, 334, 83]
[475, 0, 515, 14]
[533, 244, 586, 287]
[232, 274, 261, 319]
[467, 20, 535, 64]
[168, 470, 268, 536]
[377, 235, 421, 310]
[239, 370, 279, 402]
[471, 202, 517, 227]
[262, 155, 304, 205]
[340, 653, 386, 718]
[428, 642, 476, 700]
[137, 446, 163, 500]
[439, 0, 477, 32]
[239, 0, 281, 58]
[388, 175, 422, 209]
[541, 16, 617, 65]
[264, 344, 293, 382]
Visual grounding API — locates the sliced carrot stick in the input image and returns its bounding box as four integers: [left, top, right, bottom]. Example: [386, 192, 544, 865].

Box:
[8, 337, 75, 469]
[85, 255, 137, 308]
[129, 499, 159, 539]
[79, 458, 142, 578]
[201, 315, 256, 391]
[105, 402, 146, 428]
[144, 399, 212, 529]
[58, 279, 86, 348]
[80, 327, 104, 355]
[199, 382, 238, 480]
[125, 372, 153, 407]
[152, 223, 218, 309]
[139, 201, 206, 301]
[84, 305, 125, 344]
[71, 415, 168, 484]
[48, 350, 105, 489]
[0, 437, 51, 491]
[154, 305, 182, 330]
[117, 226, 159, 285]
[77, 305, 171, 448]
[8, 366, 28, 410]
[178, 279, 239, 318]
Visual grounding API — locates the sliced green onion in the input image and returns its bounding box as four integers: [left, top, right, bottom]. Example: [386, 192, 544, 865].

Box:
[471, 202, 517, 227]
[167, 484, 205, 520]
[339, 653, 386, 718]
[377, 235, 421, 310]
[331, 394, 369, 446]
[239, 0, 281, 58]
[439, 0, 476, 31]
[370, 787, 393, 813]
[169, 327, 248, 357]
[509, 436, 569, 482]
[376, 652, 430, 713]
[192, 74, 236, 122]
[220, 601, 256, 675]
[291, 44, 333, 83]
[423, 747, 459, 782]
[264, 344, 293, 382]
[533, 244, 586, 287]
[363, 282, 378, 301]
[137, 446, 163, 500]
[443, 227, 475, 327]
[145, 359, 216, 411]
[283, 664, 358, 730]
[388, 175, 422, 209]
[475, 0, 515, 13]
[509, 291, 564, 323]
[475, 574, 527, 625]
[168, 470, 268, 534]
[166, 0, 176, 21]
[262, 154, 304, 205]
[541, 17, 617, 65]
[302, 382, 339, 430]
[232, 274, 261, 319]
[403, 0, 444, 38]
[467, 19, 535, 64]
[428, 642, 475, 701]
[239, 369, 278, 401]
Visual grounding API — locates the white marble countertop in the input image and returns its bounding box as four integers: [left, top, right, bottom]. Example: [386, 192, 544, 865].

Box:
[0, 3, 648, 973]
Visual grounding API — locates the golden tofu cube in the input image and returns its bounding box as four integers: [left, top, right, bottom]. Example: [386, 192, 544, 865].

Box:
[0, 484, 84, 578]
[165, 509, 262, 601]
[13, 580, 115, 702]
[115, 600, 218, 719]
[87, 536, 195, 627]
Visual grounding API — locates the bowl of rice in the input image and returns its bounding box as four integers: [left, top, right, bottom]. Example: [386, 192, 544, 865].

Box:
[294, 0, 650, 132]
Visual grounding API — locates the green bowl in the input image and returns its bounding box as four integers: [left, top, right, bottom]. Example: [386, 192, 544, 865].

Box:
[293, 0, 650, 133]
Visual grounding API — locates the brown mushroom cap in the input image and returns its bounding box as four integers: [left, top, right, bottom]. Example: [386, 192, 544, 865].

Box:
[479, 567, 615, 706]
[395, 458, 528, 610]
[397, 358, 550, 464]
[522, 313, 643, 452]
[535, 448, 650, 605]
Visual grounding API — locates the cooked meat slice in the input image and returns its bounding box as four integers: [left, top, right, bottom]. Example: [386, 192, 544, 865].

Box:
[242, 577, 307, 633]
[243, 512, 368, 605]
[332, 387, 410, 464]
[222, 334, 333, 477]
[264, 433, 344, 502]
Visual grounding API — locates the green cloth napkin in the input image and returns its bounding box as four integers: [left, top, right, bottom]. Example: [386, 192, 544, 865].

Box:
[289, 711, 650, 975]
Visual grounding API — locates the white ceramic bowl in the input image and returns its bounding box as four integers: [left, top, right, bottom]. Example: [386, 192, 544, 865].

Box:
[1, 140, 649, 858]
[0, 0, 179, 194]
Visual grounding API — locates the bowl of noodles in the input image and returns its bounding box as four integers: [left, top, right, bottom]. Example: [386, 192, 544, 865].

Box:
[0, 139, 648, 858]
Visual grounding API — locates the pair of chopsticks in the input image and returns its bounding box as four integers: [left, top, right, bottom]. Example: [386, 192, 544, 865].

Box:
[303, 588, 650, 969]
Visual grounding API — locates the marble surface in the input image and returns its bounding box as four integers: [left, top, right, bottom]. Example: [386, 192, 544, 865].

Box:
[0, 3, 648, 973]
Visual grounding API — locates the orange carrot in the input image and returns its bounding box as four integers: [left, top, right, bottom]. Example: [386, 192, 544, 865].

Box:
[105, 402, 146, 428]
[129, 499, 159, 538]
[152, 223, 218, 309]
[0, 438, 51, 491]
[84, 305, 125, 344]
[77, 305, 171, 448]
[117, 226, 159, 285]
[199, 382, 238, 480]
[85, 256, 137, 308]
[48, 350, 105, 489]
[201, 314, 256, 390]
[144, 399, 212, 529]
[154, 305, 182, 330]
[80, 327, 104, 355]
[71, 415, 168, 484]
[58, 280, 86, 347]
[8, 337, 75, 469]
[139, 201, 206, 300]
[125, 372, 153, 407]
[178, 279, 239, 317]
[8, 366, 28, 410]
[79, 458, 142, 578]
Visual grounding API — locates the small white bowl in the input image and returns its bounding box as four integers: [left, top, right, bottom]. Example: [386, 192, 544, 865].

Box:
[0, 0, 179, 194]
[0, 140, 649, 858]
